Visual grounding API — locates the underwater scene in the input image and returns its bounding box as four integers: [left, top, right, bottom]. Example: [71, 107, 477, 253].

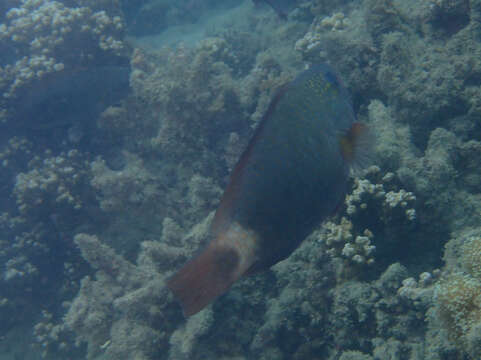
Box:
[0, 0, 481, 359]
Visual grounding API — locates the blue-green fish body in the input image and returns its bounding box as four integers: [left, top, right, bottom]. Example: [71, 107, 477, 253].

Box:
[168, 64, 370, 316]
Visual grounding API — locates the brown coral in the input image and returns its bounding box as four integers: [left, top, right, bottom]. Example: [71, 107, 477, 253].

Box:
[435, 272, 481, 356]
[462, 236, 481, 280]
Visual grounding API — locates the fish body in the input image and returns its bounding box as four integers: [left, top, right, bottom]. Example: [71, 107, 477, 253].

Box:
[168, 64, 369, 316]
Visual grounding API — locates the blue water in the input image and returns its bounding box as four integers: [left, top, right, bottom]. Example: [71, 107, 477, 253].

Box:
[0, 0, 480, 359]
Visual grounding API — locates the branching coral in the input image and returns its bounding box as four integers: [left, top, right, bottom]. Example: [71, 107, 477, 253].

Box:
[320, 166, 418, 275]
[0, 0, 126, 102]
[63, 233, 174, 360]
[323, 218, 376, 267]
[90, 151, 157, 213]
[14, 149, 90, 216]
[345, 167, 417, 223]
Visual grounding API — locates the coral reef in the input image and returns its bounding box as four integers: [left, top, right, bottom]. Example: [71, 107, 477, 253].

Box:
[318, 166, 420, 276]
[428, 229, 481, 359]
[57, 223, 213, 360]
[0, 0, 126, 102]
[90, 152, 156, 213]
[63, 233, 170, 360]
[322, 217, 376, 267]
[0, 0, 480, 359]
[14, 149, 90, 216]
[435, 273, 481, 358]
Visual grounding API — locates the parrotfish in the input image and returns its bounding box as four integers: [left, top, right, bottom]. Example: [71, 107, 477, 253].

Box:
[168, 64, 370, 316]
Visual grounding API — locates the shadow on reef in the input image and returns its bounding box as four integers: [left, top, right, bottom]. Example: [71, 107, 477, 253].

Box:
[2, 63, 131, 153]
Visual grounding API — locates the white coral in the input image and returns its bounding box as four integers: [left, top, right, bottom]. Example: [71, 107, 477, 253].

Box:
[0, 0, 125, 98]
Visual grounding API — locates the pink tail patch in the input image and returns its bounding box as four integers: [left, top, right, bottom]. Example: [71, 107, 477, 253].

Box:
[167, 245, 240, 316]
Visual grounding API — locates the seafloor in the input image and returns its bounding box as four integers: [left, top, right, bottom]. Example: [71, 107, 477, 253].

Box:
[0, 0, 480, 359]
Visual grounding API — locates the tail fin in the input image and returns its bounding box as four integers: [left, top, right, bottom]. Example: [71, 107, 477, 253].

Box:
[167, 245, 240, 316]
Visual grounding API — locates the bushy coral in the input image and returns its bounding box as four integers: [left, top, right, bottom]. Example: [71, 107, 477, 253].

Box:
[397, 128, 481, 232]
[14, 149, 90, 216]
[345, 168, 417, 223]
[132, 38, 243, 162]
[327, 166, 420, 272]
[90, 152, 156, 213]
[435, 273, 481, 358]
[63, 233, 172, 360]
[429, 229, 481, 359]
[322, 218, 376, 267]
[0, 0, 126, 102]
[0, 219, 59, 335]
[461, 236, 481, 280]
[168, 309, 214, 360]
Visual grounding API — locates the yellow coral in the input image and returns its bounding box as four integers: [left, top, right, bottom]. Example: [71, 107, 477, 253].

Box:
[436, 273, 481, 351]
[324, 217, 353, 246]
[462, 237, 481, 280]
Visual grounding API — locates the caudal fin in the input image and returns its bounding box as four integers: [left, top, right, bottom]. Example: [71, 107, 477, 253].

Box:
[167, 245, 241, 316]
